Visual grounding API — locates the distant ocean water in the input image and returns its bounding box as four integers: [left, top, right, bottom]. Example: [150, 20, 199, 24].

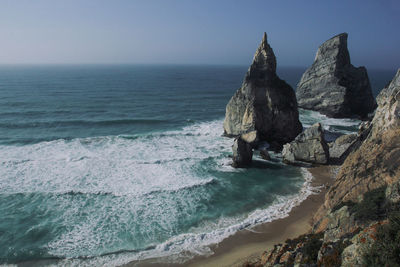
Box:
[0, 65, 395, 266]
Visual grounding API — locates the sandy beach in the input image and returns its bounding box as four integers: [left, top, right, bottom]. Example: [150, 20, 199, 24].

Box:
[126, 165, 336, 267]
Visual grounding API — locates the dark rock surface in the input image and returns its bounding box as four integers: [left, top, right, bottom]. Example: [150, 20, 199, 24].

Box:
[224, 33, 302, 145]
[328, 133, 358, 164]
[232, 137, 253, 168]
[282, 123, 329, 164]
[296, 33, 376, 119]
[259, 147, 271, 161]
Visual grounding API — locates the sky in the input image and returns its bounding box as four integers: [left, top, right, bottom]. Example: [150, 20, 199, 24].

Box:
[0, 0, 399, 70]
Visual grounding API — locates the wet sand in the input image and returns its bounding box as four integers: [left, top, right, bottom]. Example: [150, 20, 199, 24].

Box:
[125, 166, 336, 267]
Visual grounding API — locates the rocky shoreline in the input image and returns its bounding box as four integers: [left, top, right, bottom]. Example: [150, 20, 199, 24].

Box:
[124, 166, 335, 267]
[125, 33, 398, 267]
[240, 71, 400, 267]
[222, 33, 399, 266]
[225, 32, 377, 169]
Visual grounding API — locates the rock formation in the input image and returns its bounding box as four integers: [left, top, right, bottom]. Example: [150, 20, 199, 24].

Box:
[224, 33, 302, 146]
[239, 130, 259, 146]
[311, 69, 400, 263]
[259, 147, 271, 161]
[296, 33, 376, 119]
[315, 69, 400, 221]
[245, 70, 400, 267]
[328, 133, 358, 164]
[282, 123, 329, 164]
[232, 137, 253, 168]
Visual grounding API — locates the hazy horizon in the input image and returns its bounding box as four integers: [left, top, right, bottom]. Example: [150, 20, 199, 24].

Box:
[1, 0, 399, 70]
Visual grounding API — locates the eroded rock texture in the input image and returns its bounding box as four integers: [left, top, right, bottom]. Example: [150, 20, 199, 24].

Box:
[296, 33, 376, 119]
[282, 123, 329, 164]
[224, 33, 302, 145]
[232, 137, 253, 168]
[314, 69, 400, 226]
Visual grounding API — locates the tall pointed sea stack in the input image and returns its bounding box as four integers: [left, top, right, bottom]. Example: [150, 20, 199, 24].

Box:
[296, 33, 376, 119]
[223, 33, 302, 145]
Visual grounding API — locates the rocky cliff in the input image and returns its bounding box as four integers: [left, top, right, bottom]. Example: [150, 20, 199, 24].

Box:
[314, 69, 400, 224]
[296, 33, 376, 119]
[224, 33, 302, 145]
[245, 69, 400, 266]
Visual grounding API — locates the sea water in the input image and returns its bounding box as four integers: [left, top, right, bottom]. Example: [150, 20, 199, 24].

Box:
[0, 65, 394, 266]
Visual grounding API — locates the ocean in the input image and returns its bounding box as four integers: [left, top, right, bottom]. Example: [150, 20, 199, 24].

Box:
[0, 65, 395, 266]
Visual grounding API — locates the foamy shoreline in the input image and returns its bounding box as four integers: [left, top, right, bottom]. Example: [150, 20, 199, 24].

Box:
[123, 166, 335, 267]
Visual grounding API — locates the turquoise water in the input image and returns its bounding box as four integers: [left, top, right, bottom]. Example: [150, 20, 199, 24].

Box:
[0, 65, 394, 266]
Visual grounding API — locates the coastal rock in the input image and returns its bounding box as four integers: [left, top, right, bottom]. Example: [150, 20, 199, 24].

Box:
[386, 180, 400, 203]
[232, 137, 253, 168]
[251, 70, 400, 267]
[370, 69, 400, 137]
[296, 33, 376, 119]
[321, 206, 358, 242]
[255, 232, 324, 266]
[341, 221, 385, 267]
[240, 130, 259, 146]
[328, 133, 358, 164]
[314, 69, 400, 227]
[282, 123, 329, 164]
[317, 240, 351, 267]
[224, 33, 302, 146]
[259, 147, 271, 160]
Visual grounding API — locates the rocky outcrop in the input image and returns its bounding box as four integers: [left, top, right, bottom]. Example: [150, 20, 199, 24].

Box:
[314, 69, 400, 223]
[232, 137, 253, 168]
[259, 147, 271, 161]
[246, 70, 400, 267]
[320, 206, 358, 242]
[240, 130, 259, 146]
[370, 69, 400, 137]
[282, 123, 329, 164]
[296, 33, 376, 119]
[341, 221, 385, 267]
[328, 133, 358, 164]
[224, 33, 302, 146]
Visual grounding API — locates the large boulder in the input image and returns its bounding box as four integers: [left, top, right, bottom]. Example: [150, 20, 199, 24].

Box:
[232, 137, 253, 168]
[296, 33, 376, 119]
[224, 33, 302, 146]
[328, 133, 358, 164]
[282, 123, 329, 164]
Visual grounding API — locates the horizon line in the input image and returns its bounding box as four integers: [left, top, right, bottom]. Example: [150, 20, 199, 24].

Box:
[0, 63, 396, 71]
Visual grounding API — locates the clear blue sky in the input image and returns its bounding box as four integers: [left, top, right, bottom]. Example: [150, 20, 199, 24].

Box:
[1, 0, 399, 69]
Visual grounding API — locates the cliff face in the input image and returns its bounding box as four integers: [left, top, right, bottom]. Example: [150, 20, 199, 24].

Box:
[314, 69, 400, 224]
[224, 33, 302, 145]
[296, 33, 376, 119]
[246, 70, 400, 267]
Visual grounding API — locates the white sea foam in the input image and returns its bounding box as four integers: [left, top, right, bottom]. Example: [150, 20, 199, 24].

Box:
[300, 108, 361, 134]
[0, 119, 234, 263]
[0, 120, 231, 196]
[46, 168, 319, 267]
[0, 118, 322, 266]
